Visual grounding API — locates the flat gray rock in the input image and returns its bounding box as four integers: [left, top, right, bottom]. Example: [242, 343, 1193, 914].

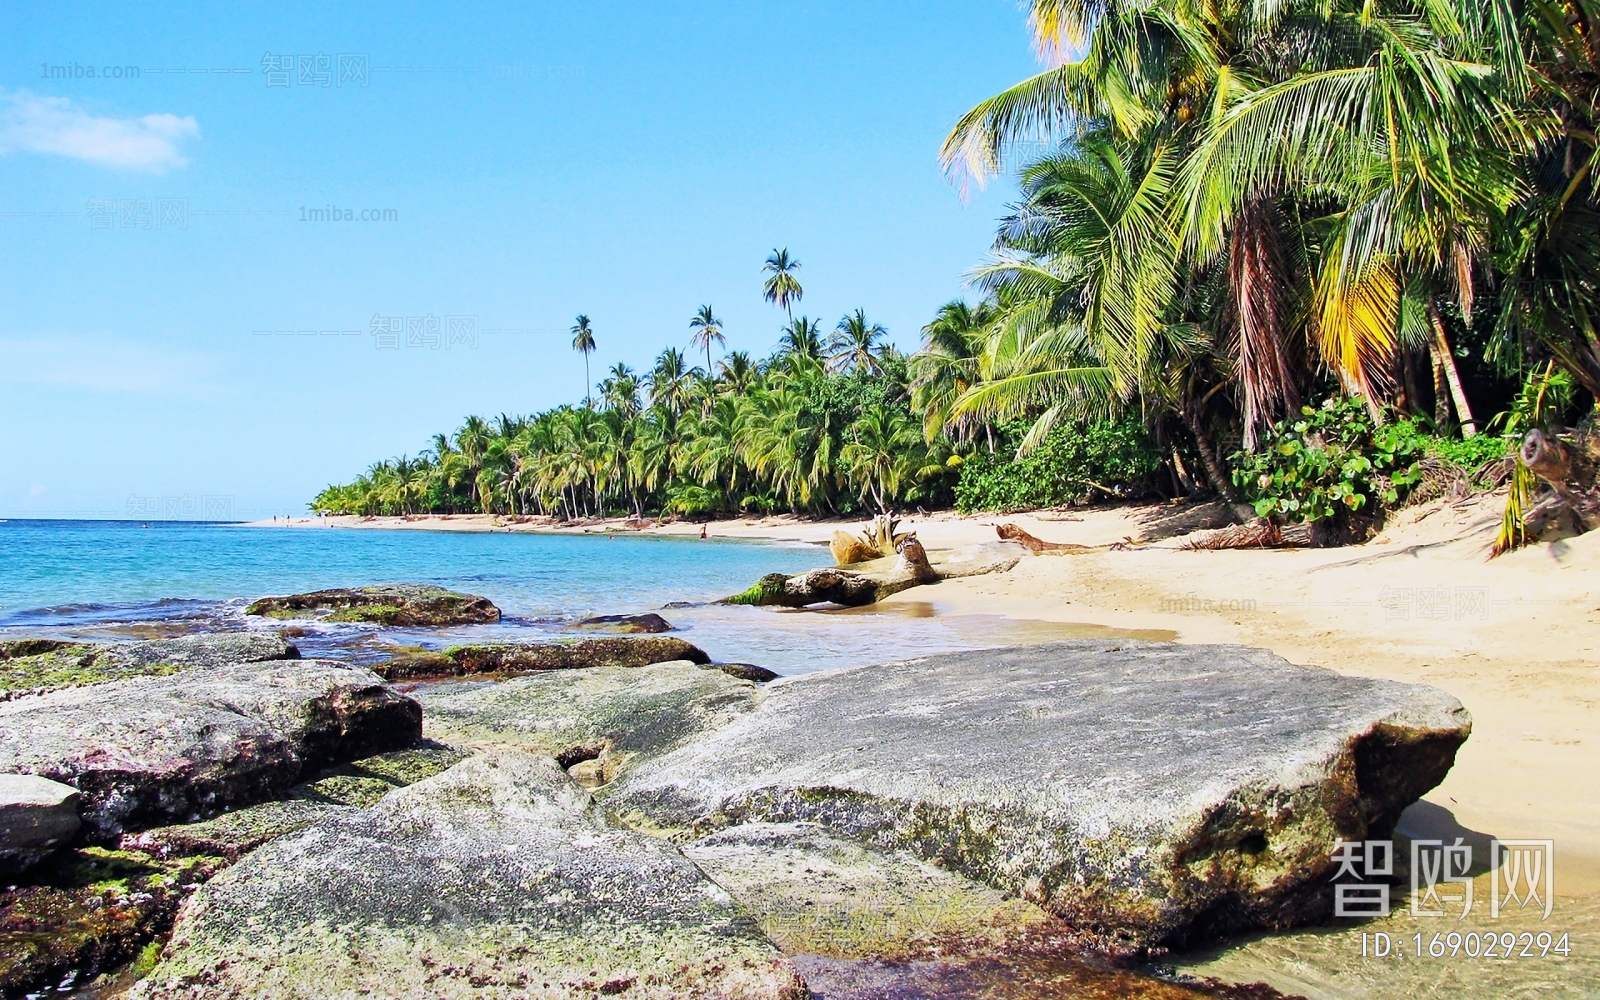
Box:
[417, 660, 761, 787]
[604, 640, 1471, 954]
[0, 659, 421, 840]
[136, 751, 806, 1000]
[0, 773, 81, 873]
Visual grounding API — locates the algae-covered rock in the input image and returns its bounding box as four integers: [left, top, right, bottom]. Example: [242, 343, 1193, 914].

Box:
[0, 659, 421, 840]
[125, 799, 344, 862]
[135, 752, 806, 1000]
[245, 584, 501, 626]
[0, 846, 224, 999]
[606, 640, 1471, 955]
[0, 774, 81, 874]
[379, 635, 710, 680]
[573, 612, 675, 633]
[417, 661, 759, 786]
[126, 744, 468, 859]
[0, 632, 299, 697]
[705, 662, 781, 683]
[684, 822, 1054, 961]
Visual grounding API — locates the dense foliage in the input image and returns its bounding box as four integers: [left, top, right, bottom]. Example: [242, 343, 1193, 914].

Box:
[1233, 398, 1424, 525]
[953, 417, 1160, 512]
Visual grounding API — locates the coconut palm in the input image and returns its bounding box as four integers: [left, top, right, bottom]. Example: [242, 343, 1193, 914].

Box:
[570, 315, 597, 407]
[828, 309, 889, 373]
[762, 248, 803, 320]
[777, 316, 824, 360]
[688, 305, 726, 373]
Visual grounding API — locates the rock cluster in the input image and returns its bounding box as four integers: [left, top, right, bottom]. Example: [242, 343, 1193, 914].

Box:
[0, 656, 421, 840]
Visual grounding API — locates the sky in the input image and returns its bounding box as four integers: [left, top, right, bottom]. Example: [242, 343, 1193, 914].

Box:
[0, 2, 1040, 518]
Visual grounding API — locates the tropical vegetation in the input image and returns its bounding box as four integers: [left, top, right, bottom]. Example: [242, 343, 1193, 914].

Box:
[317, 1, 1600, 548]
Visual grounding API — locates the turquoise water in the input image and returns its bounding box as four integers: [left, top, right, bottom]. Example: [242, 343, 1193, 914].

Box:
[0, 520, 821, 622]
[0, 519, 1086, 673]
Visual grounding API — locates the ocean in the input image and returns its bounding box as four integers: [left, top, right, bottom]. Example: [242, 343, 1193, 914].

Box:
[0, 519, 1094, 674]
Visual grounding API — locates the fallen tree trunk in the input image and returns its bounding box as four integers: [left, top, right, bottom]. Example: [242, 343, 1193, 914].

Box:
[996, 523, 1092, 553]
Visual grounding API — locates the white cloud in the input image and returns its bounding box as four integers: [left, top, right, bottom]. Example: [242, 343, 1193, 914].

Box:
[0, 89, 199, 171]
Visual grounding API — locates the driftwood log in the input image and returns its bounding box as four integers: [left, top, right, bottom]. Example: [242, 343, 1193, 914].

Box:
[996, 523, 1092, 553]
[726, 534, 938, 607]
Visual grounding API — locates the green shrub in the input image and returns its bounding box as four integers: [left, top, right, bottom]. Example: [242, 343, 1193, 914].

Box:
[1424, 433, 1514, 473]
[1233, 397, 1423, 523]
[954, 417, 1161, 513]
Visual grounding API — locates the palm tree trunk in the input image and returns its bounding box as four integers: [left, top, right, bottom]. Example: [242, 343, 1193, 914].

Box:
[1181, 408, 1237, 500]
[1427, 303, 1478, 437]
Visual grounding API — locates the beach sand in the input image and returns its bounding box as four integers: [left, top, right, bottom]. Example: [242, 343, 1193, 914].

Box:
[254, 499, 1600, 894]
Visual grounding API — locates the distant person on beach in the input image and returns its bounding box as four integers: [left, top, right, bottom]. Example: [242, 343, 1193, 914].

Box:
[700, 525, 707, 539]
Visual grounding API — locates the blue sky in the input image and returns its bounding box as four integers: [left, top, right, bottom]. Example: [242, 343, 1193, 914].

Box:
[0, 2, 1038, 518]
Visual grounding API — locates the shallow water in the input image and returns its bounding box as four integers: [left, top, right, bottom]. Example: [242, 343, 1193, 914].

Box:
[0, 519, 1159, 674]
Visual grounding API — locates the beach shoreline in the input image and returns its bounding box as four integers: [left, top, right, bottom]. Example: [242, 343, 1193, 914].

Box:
[250, 498, 1600, 896]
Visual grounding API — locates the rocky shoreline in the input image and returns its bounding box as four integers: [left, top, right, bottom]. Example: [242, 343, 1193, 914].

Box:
[0, 585, 1475, 998]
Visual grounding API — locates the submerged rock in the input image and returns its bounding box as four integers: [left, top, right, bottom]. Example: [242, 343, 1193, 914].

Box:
[573, 612, 675, 633]
[245, 584, 501, 626]
[604, 640, 1471, 955]
[418, 661, 760, 787]
[0, 774, 81, 874]
[0, 632, 299, 697]
[135, 752, 807, 1000]
[378, 635, 710, 680]
[0, 659, 422, 841]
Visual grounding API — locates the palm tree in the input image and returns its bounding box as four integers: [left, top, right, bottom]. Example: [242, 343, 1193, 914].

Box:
[647, 346, 695, 417]
[762, 248, 803, 320]
[828, 309, 889, 373]
[688, 305, 726, 373]
[570, 315, 597, 407]
[717, 350, 758, 394]
[910, 300, 993, 444]
[777, 316, 824, 360]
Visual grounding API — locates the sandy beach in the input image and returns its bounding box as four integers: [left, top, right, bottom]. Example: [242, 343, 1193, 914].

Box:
[255, 497, 1600, 901]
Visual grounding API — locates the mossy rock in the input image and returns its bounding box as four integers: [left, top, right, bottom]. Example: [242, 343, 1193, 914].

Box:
[377, 637, 710, 681]
[0, 633, 298, 697]
[245, 585, 501, 627]
[0, 847, 224, 998]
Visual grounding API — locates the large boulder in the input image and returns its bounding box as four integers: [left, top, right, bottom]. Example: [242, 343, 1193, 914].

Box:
[0, 774, 81, 874]
[604, 640, 1471, 955]
[0, 659, 421, 840]
[134, 752, 807, 1000]
[378, 636, 710, 680]
[0, 632, 299, 698]
[417, 661, 759, 787]
[245, 584, 501, 626]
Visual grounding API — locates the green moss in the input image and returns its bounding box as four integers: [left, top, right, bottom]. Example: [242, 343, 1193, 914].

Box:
[290, 775, 396, 807]
[325, 603, 405, 624]
[0, 645, 181, 695]
[721, 573, 790, 606]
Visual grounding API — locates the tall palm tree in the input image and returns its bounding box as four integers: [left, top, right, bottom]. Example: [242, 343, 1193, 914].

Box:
[688, 305, 726, 373]
[570, 315, 597, 407]
[762, 248, 803, 320]
[828, 309, 889, 373]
